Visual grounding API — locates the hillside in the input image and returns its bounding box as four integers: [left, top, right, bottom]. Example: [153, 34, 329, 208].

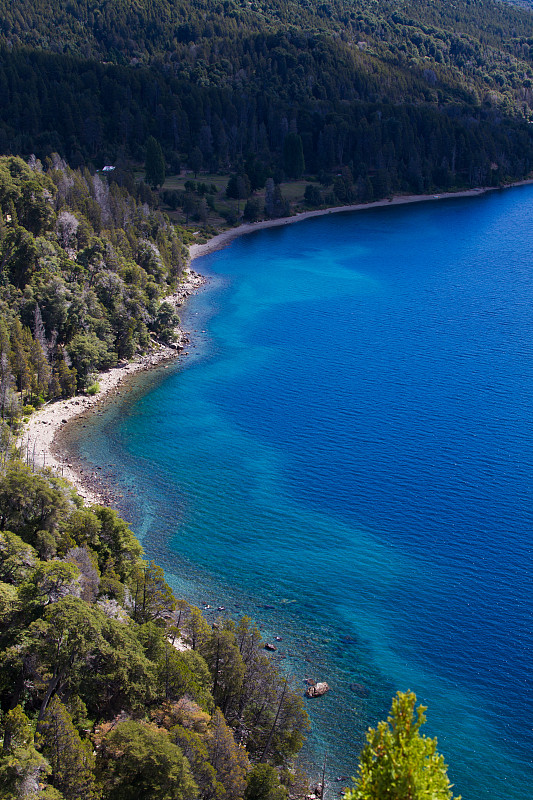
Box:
[0, 0, 532, 196]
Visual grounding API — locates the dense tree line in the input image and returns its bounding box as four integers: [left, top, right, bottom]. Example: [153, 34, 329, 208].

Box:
[0, 154, 189, 414]
[0, 0, 532, 192]
[0, 143, 462, 800]
[0, 45, 532, 201]
[0, 461, 309, 799]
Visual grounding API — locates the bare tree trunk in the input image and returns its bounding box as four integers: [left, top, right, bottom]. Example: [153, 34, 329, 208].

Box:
[259, 677, 287, 762]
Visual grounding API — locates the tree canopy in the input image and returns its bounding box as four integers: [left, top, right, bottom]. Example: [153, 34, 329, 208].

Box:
[0, 458, 311, 799]
[0, 0, 530, 192]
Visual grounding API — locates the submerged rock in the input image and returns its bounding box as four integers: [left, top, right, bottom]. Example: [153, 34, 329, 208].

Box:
[350, 682, 370, 698]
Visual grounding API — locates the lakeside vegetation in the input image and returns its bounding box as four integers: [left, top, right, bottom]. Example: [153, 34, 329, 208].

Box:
[0, 150, 462, 799]
[0, 459, 310, 799]
[0, 154, 191, 419]
[0, 0, 530, 793]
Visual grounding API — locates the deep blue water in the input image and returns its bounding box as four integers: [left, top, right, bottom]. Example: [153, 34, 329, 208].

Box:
[71, 187, 533, 799]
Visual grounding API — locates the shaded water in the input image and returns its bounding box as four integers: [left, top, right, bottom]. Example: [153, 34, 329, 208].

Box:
[70, 187, 533, 798]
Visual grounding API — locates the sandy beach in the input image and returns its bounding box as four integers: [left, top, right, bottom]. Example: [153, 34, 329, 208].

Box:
[21, 269, 206, 504]
[23, 180, 532, 504]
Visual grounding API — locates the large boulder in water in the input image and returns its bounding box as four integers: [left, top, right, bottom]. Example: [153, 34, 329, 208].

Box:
[305, 682, 329, 698]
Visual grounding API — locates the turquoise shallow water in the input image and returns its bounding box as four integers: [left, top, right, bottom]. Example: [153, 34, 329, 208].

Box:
[70, 186, 533, 798]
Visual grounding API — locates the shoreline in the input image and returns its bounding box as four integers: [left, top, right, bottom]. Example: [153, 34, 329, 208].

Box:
[21, 269, 206, 505]
[188, 181, 533, 261]
[23, 179, 533, 505]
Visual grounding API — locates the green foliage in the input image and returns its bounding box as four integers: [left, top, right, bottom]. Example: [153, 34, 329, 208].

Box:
[86, 382, 100, 396]
[0, 581, 18, 621]
[206, 708, 250, 800]
[0, 464, 73, 557]
[200, 626, 245, 716]
[155, 641, 213, 709]
[0, 155, 187, 406]
[0, 530, 37, 583]
[344, 691, 460, 800]
[0, 457, 313, 799]
[244, 764, 287, 800]
[20, 560, 80, 608]
[154, 302, 180, 343]
[67, 333, 116, 387]
[243, 198, 263, 223]
[130, 560, 176, 624]
[283, 135, 305, 181]
[38, 697, 98, 800]
[0, 0, 530, 195]
[304, 185, 322, 207]
[0, 705, 51, 799]
[170, 724, 219, 798]
[179, 603, 212, 651]
[92, 506, 143, 580]
[96, 720, 198, 800]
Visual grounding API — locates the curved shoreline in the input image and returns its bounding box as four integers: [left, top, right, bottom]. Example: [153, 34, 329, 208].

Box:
[188, 181, 533, 261]
[23, 180, 533, 504]
[21, 269, 206, 504]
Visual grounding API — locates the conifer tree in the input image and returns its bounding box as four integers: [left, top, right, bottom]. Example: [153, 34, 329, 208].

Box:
[9, 320, 30, 401]
[282, 134, 305, 180]
[145, 137, 166, 189]
[0, 318, 12, 419]
[344, 691, 461, 800]
[30, 339, 51, 400]
[56, 353, 76, 399]
[38, 697, 98, 800]
[207, 708, 249, 800]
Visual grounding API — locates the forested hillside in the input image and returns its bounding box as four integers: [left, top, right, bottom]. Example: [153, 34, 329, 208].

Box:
[0, 0, 530, 794]
[0, 463, 309, 799]
[0, 0, 532, 194]
[0, 153, 191, 421]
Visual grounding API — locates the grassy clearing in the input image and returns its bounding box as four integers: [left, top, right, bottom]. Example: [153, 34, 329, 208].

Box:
[156, 172, 329, 231]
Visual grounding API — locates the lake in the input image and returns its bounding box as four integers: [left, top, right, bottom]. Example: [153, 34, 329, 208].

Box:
[69, 185, 533, 799]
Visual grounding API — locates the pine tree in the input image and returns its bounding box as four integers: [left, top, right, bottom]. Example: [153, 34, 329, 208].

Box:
[344, 691, 461, 800]
[37, 697, 98, 800]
